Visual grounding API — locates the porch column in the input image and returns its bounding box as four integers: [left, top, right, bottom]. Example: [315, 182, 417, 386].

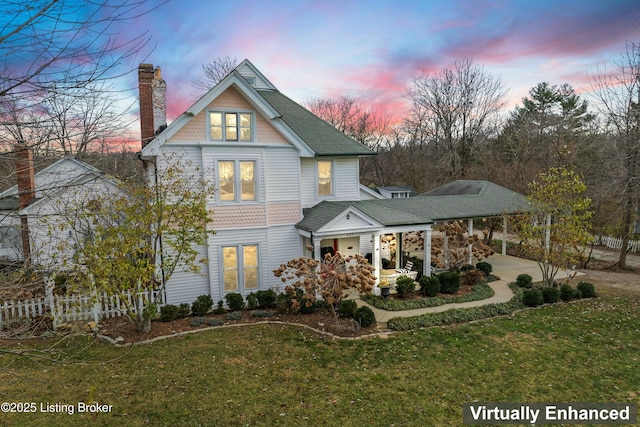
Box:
[313, 236, 322, 263]
[467, 219, 474, 266]
[502, 216, 508, 256]
[372, 233, 381, 286]
[395, 232, 403, 269]
[424, 225, 432, 277]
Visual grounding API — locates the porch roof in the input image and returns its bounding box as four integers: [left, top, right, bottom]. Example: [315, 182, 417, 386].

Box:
[297, 180, 530, 233]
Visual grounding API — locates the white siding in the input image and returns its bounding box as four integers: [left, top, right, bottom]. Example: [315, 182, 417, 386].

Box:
[164, 244, 211, 305]
[264, 147, 300, 202]
[300, 158, 316, 208]
[360, 235, 373, 257]
[335, 158, 360, 200]
[265, 225, 302, 290]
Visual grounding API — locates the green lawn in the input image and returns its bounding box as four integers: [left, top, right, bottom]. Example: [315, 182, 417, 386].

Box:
[1, 293, 639, 426]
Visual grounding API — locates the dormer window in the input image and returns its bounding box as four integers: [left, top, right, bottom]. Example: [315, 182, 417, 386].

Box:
[209, 111, 253, 141]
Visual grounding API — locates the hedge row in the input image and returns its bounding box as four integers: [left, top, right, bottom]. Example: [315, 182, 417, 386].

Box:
[386, 284, 524, 331]
[361, 283, 495, 311]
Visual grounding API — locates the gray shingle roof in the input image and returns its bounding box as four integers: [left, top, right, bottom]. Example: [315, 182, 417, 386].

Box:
[256, 90, 376, 157]
[298, 181, 531, 233]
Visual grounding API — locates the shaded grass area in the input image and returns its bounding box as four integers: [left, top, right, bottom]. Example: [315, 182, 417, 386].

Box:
[362, 283, 495, 311]
[1, 293, 639, 426]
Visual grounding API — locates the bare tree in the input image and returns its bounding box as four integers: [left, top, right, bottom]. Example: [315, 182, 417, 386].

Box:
[406, 60, 509, 180]
[0, 0, 161, 155]
[191, 55, 239, 91]
[590, 41, 640, 269]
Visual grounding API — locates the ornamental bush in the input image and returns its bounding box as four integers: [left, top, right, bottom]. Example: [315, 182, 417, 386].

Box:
[522, 288, 543, 307]
[577, 281, 596, 298]
[515, 274, 533, 288]
[395, 275, 416, 298]
[461, 269, 486, 287]
[191, 295, 214, 316]
[256, 289, 277, 308]
[160, 304, 180, 322]
[225, 293, 245, 311]
[337, 299, 358, 318]
[177, 303, 191, 318]
[560, 284, 574, 301]
[541, 286, 559, 304]
[438, 271, 461, 294]
[476, 261, 493, 276]
[246, 292, 258, 310]
[353, 306, 376, 327]
[419, 275, 440, 297]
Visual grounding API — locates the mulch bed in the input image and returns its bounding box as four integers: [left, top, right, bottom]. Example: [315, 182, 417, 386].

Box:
[99, 309, 381, 344]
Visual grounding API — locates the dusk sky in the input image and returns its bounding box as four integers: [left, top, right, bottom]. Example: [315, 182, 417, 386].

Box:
[126, 0, 640, 125]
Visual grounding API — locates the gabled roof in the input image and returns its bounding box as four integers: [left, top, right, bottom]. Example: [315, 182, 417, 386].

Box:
[141, 59, 376, 158]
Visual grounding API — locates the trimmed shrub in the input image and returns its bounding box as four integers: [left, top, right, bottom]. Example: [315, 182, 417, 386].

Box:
[225, 293, 245, 311]
[515, 274, 533, 288]
[246, 292, 258, 310]
[208, 318, 224, 327]
[256, 289, 277, 308]
[226, 311, 242, 320]
[522, 288, 543, 307]
[461, 269, 486, 287]
[337, 299, 358, 318]
[419, 275, 440, 297]
[476, 261, 492, 276]
[214, 300, 226, 314]
[560, 284, 574, 301]
[541, 287, 560, 304]
[250, 310, 275, 318]
[353, 306, 376, 327]
[191, 295, 214, 316]
[461, 264, 475, 272]
[177, 303, 191, 318]
[395, 275, 416, 298]
[160, 304, 180, 322]
[577, 281, 596, 298]
[190, 317, 206, 327]
[573, 289, 583, 299]
[438, 271, 461, 294]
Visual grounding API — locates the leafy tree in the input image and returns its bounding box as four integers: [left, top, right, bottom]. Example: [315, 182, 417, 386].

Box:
[514, 167, 592, 286]
[57, 155, 216, 331]
[273, 252, 376, 322]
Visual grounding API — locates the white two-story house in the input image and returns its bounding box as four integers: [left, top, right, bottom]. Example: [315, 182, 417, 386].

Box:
[139, 60, 530, 305]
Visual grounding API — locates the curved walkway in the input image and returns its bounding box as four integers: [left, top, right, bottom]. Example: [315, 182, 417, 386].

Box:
[353, 254, 583, 324]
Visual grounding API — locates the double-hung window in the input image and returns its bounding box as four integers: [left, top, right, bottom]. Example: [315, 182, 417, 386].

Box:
[222, 245, 259, 292]
[218, 160, 256, 202]
[317, 160, 333, 196]
[209, 111, 252, 141]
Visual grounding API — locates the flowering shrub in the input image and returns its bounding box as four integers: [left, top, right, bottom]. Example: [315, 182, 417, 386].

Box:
[273, 252, 376, 322]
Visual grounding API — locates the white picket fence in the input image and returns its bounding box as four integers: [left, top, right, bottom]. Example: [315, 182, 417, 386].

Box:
[0, 286, 164, 330]
[594, 235, 640, 253]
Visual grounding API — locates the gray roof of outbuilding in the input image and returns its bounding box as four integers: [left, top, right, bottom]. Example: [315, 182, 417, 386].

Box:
[298, 180, 531, 232]
[257, 90, 376, 157]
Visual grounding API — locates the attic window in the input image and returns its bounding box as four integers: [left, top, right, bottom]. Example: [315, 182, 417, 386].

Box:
[245, 77, 256, 86]
[209, 111, 253, 142]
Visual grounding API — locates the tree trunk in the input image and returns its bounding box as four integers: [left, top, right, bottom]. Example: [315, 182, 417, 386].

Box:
[618, 196, 633, 269]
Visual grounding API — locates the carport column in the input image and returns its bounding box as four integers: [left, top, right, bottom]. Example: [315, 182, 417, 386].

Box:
[502, 216, 508, 256]
[395, 232, 403, 269]
[372, 233, 381, 286]
[467, 219, 474, 266]
[545, 214, 552, 251]
[424, 225, 432, 277]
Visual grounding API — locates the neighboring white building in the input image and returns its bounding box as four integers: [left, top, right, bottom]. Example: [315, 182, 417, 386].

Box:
[0, 156, 119, 268]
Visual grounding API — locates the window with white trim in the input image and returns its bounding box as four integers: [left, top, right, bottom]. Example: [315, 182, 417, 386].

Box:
[222, 244, 259, 292]
[209, 111, 253, 141]
[317, 160, 333, 196]
[217, 160, 256, 202]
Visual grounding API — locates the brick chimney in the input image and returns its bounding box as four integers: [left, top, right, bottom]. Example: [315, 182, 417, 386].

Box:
[14, 143, 35, 262]
[138, 63, 167, 149]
